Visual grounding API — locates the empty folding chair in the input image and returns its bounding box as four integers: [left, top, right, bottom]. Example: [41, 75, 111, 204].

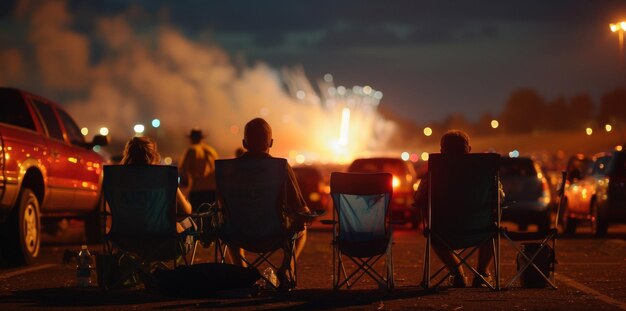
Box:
[422, 153, 501, 290]
[101, 165, 200, 290]
[325, 172, 394, 290]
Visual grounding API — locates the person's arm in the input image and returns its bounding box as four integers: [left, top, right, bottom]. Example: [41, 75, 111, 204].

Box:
[178, 149, 193, 188]
[176, 188, 192, 215]
[285, 164, 310, 217]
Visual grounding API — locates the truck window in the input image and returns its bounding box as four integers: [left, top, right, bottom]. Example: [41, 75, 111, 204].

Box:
[0, 89, 36, 131]
[57, 109, 85, 146]
[32, 100, 65, 141]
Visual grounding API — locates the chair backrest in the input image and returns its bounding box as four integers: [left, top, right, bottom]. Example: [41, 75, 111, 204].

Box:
[428, 153, 500, 249]
[103, 165, 178, 241]
[215, 157, 287, 252]
[330, 172, 393, 257]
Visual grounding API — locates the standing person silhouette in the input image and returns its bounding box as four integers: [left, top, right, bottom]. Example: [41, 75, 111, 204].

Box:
[228, 118, 311, 290]
[179, 129, 219, 212]
[413, 130, 503, 288]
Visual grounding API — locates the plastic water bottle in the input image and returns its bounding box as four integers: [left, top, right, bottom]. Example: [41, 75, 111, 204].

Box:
[76, 245, 92, 287]
[262, 267, 278, 289]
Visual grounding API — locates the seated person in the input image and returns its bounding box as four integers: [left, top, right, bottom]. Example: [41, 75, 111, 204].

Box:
[228, 118, 311, 289]
[120, 136, 193, 233]
[413, 130, 504, 288]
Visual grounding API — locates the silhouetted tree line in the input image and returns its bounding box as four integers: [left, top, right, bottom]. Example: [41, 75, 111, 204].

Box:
[383, 87, 626, 149]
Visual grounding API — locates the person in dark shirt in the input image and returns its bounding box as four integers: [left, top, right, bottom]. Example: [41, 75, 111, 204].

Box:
[228, 118, 311, 289]
[413, 130, 503, 288]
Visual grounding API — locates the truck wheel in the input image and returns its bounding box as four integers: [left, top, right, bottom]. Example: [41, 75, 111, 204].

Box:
[591, 200, 608, 237]
[2, 188, 41, 265]
[84, 193, 104, 243]
[561, 199, 577, 235]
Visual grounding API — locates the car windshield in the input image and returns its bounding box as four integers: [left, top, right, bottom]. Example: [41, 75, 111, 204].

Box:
[500, 158, 537, 177]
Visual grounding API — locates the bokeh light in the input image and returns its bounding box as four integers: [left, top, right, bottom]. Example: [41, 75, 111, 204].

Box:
[134, 124, 145, 134]
[163, 157, 172, 165]
[491, 120, 499, 129]
[421, 152, 429, 161]
[585, 127, 593, 135]
[509, 150, 520, 158]
[605, 124, 612, 132]
[423, 127, 433, 137]
[99, 127, 109, 136]
[151, 119, 160, 128]
[81, 127, 89, 136]
[410, 153, 419, 163]
[400, 152, 410, 161]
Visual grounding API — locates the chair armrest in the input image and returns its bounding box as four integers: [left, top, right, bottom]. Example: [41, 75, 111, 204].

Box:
[320, 220, 337, 225]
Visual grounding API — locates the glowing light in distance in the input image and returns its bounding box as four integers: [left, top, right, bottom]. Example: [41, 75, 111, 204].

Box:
[81, 127, 89, 136]
[133, 124, 145, 134]
[163, 157, 172, 165]
[616, 145, 623, 152]
[605, 124, 612, 132]
[509, 150, 520, 158]
[337, 86, 346, 95]
[296, 90, 306, 100]
[610, 23, 619, 32]
[410, 153, 419, 163]
[295, 154, 306, 164]
[99, 127, 109, 136]
[401, 152, 410, 161]
[423, 127, 433, 137]
[585, 127, 593, 135]
[491, 120, 499, 129]
[363, 85, 372, 95]
[622, 21, 626, 30]
[373, 91, 383, 100]
[421, 152, 429, 161]
[339, 107, 351, 146]
[151, 119, 160, 128]
[92, 145, 101, 152]
[229, 125, 239, 134]
[392, 176, 400, 188]
[323, 73, 333, 82]
[289, 150, 298, 159]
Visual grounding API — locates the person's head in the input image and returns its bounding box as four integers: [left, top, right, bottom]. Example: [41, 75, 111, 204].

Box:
[187, 128, 204, 144]
[440, 130, 471, 155]
[121, 136, 161, 165]
[243, 118, 273, 153]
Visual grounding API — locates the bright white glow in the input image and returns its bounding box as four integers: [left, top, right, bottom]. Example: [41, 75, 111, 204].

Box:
[585, 127, 593, 135]
[621, 21, 626, 30]
[423, 127, 433, 137]
[605, 124, 612, 132]
[296, 90, 306, 100]
[392, 176, 400, 188]
[491, 120, 499, 129]
[363, 85, 372, 95]
[151, 119, 160, 128]
[323, 73, 333, 82]
[509, 150, 520, 158]
[134, 124, 145, 133]
[81, 127, 89, 136]
[339, 107, 351, 146]
[421, 152, 429, 161]
[401, 152, 410, 161]
[295, 154, 306, 164]
[610, 23, 619, 32]
[99, 127, 109, 136]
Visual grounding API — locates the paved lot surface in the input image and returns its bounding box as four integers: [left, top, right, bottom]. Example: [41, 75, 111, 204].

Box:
[1, 222, 625, 310]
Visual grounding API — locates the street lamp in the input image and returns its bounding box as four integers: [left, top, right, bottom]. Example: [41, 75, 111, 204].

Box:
[610, 21, 626, 67]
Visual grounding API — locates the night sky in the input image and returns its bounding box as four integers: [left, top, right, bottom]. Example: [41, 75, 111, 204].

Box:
[1, 0, 626, 157]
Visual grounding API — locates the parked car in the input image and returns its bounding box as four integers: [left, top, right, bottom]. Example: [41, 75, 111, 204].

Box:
[500, 157, 554, 231]
[292, 165, 330, 213]
[563, 151, 626, 236]
[0, 87, 108, 264]
[347, 157, 419, 228]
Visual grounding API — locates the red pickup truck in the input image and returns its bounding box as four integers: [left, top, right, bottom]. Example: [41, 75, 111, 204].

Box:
[0, 88, 108, 264]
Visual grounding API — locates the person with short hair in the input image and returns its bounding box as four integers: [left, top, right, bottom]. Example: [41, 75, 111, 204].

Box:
[228, 117, 311, 290]
[413, 130, 503, 288]
[179, 129, 219, 211]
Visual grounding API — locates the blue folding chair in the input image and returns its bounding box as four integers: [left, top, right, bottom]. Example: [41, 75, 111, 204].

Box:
[324, 172, 394, 290]
[101, 165, 199, 290]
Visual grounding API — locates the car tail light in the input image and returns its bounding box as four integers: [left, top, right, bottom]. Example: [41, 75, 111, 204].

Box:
[392, 176, 400, 188]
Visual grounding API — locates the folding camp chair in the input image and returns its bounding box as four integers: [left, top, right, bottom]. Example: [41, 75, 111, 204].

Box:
[214, 157, 299, 290]
[501, 171, 565, 289]
[325, 172, 394, 290]
[422, 153, 501, 290]
[101, 165, 200, 290]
